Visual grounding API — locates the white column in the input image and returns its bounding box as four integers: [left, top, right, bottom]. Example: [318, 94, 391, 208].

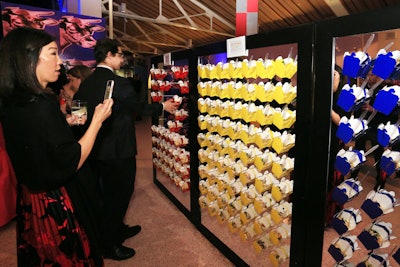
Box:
[65, 0, 102, 18]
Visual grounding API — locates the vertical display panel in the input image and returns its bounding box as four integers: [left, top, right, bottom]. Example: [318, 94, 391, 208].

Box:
[194, 24, 315, 266]
[151, 24, 314, 266]
[322, 30, 400, 267]
[197, 44, 297, 267]
[314, 6, 400, 267]
[151, 58, 192, 213]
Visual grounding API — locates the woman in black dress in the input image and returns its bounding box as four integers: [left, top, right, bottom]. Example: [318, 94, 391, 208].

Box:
[0, 27, 113, 266]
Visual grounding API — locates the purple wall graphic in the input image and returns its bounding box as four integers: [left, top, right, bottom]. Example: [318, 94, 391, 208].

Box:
[1, 1, 106, 69]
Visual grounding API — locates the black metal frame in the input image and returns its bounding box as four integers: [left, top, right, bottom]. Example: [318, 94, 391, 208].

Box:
[308, 5, 400, 267]
[150, 5, 400, 265]
[151, 23, 315, 266]
[150, 49, 198, 224]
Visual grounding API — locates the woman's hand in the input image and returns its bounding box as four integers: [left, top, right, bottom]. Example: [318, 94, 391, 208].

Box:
[91, 98, 113, 125]
[66, 114, 77, 126]
[66, 114, 87, 126]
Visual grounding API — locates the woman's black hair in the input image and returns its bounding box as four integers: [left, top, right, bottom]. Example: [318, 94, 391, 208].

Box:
[335, 64, 346, 89]
[93, 38, 121, 64]
[0, 27, 55, 101]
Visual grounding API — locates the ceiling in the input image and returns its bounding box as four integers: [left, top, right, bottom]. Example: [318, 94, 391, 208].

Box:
[100, 0, 400, 59]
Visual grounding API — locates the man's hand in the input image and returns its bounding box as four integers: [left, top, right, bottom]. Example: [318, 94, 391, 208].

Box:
[163, 98, 180, 113]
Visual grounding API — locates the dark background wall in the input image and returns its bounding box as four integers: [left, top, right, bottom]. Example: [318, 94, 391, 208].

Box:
[4, 0, 59, 10]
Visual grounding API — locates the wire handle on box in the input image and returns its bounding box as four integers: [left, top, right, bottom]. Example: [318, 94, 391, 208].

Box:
[265, 53, 269, 62]
[360, 76, 369, 89]
[366, 109, 378, 124]
[358, 110, 369, 121]
[363, 33, 375, 53]
[354, 170, 370, 182]
[288, 47, 293, 59]
[346, 171, 370, 196]
[365, 144, 379, 157]
[373, 159, 381, 168]
[367, 78, 384, 96]
[394, 117, 400, 127]
[383, 41, 395, 51]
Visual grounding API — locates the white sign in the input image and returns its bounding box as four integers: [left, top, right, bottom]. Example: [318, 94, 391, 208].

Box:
[226, 36, 248, 58]
[163, 53, 172, 66]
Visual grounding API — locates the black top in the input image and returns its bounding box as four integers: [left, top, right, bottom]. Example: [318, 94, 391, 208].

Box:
[1, 92, 104, 265]
[74, 67, 163, 160]
[1, 93, 80, 192]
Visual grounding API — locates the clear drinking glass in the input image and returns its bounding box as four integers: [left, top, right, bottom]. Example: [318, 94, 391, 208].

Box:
[71, 100, 87, 121]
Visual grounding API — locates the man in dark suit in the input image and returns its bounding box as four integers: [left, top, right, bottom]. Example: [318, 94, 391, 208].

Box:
[74, 38, 179, 260]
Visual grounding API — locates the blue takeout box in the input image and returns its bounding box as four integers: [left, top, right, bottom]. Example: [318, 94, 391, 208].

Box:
[373, 52, 397, 79]
[343, 52, 371, 78]
[373, 89, 399, 116]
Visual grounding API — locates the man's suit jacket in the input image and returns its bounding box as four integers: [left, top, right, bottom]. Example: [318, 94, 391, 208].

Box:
[74, 67, 163, 160]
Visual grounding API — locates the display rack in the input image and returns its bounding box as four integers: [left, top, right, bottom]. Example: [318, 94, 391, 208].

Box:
[151, 25, 314, 266]
[150, 55, 191, 218]
[150, 50, 201, 222]
[193, 26, 315, 267]
[150, 6, 400, 265]
[314, 7, 400, 267]
[197, 44, 297, 267]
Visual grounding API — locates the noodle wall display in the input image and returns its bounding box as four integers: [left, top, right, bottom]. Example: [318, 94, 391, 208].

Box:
[151, 7, 400, 265]
[150, 62, 192, 211]
[322, 30, 400, 267]
[149, 25, 314, 265]
[196, 45, 297, 267]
